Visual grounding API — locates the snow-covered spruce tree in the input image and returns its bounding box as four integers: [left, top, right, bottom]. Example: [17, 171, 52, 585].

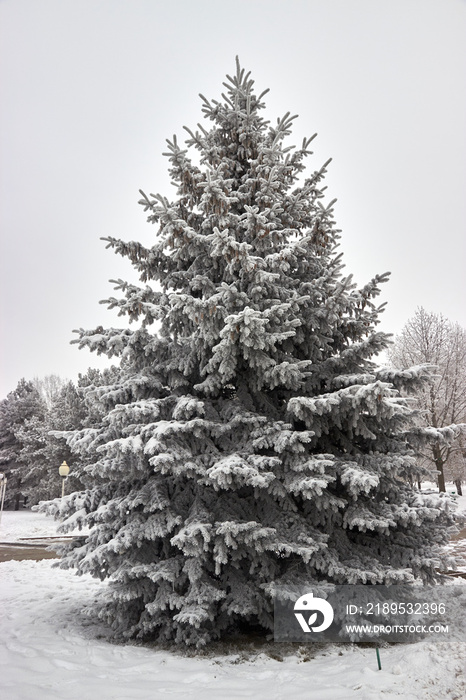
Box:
[0, 379, 45, 509]
[46, 61, 455, 646]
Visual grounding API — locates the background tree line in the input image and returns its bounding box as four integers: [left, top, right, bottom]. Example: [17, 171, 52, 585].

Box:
[0, 367, 118, 508]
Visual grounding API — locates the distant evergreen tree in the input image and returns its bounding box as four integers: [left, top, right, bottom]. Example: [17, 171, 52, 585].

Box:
[17, 380, 87, 504]
[63, 366, 123, 488]
[0, 379, 45, 508]
[44, 61, 455, 646]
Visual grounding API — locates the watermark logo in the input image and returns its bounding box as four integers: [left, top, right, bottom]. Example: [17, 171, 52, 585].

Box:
[293, 592, 334, 633]
[276, 585, 466, 643]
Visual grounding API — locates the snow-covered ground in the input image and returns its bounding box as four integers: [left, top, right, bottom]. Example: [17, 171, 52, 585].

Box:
[1, 505, 466, 700]
[0, 508, 74, 542]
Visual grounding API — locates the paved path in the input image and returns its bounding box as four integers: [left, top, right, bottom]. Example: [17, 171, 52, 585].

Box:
[446, 525, 466, 578]
[0, 544, 59, 562]
[0, 537, 72, 562]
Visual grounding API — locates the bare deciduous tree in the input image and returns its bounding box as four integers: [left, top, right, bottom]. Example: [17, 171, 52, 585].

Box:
[32, 374, 66, 410]
[388, 308, 466, 493]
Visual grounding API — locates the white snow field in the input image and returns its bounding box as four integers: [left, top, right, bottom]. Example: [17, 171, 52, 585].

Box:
[1, 506, 465, 700]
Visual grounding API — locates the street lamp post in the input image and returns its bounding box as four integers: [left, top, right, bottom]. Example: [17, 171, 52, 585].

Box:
[59, 461, 70, 499]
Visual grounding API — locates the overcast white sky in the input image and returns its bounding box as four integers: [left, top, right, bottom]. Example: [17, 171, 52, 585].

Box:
[1, 0, 465, 398]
